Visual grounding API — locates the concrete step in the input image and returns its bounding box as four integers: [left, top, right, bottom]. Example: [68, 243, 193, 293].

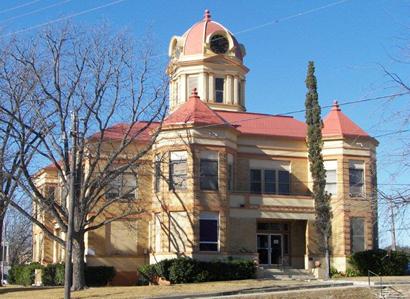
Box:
[257, 267, 316, 280]
[372, 285, 405, 299]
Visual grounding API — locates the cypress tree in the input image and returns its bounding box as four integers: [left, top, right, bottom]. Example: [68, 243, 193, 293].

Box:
[305, 61, 332, 279]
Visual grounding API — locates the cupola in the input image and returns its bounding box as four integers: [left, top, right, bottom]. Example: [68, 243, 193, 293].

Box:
[167, 10, 248, 112]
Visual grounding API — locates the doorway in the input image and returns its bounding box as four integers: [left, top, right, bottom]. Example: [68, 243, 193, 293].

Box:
[257, 234, 282, 265]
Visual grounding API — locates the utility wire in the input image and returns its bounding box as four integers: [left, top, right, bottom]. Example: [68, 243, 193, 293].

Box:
[234, 0, 350, 36]
[0, 0, 40, 15]
[1, 0, 72, 25]
[1, 0, 129, 37]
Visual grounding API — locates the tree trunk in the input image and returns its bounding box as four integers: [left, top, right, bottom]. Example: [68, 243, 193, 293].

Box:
[71, 232, 86, 290]
[0, 215, 3, 287]
[324, 234, 330, 280]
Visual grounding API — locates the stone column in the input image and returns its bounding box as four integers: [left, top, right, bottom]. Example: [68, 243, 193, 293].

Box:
[208, 73, 215, 102]
[233, 76, 239, 105]
[202, 72, 209, 101]
[180, 73, 187, 103]
[226, 75, 233, 104]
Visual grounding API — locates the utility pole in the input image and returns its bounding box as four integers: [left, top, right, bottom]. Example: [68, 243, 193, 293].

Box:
[389, 198, 397, 251]
[64, 111, 78, 299]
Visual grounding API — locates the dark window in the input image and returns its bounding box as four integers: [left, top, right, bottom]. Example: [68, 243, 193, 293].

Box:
[283, 234, 289, 254]
[250, 169, 262, 193]
[210, 34, 229, 54]
[106, 173, 137, 200]
[199, 214, 218, 251]
[215, 78, 224, 103]
[278, 171, 290, 195]
[200, 159, 218, 190]
[264, 170, 276, 194]
[350, 217, 365, 253]
[228, 163, 233, 192]
[349, 166, 364, 197]
[169, 155, 187, 190]
[155, 160, 161, 192]
[250, 169, 290, 195]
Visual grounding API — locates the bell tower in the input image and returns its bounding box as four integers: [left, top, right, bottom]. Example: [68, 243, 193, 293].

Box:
[167, 10, 248, 112]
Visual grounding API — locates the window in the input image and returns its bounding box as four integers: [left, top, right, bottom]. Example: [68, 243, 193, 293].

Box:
[250, 169, 290, 195]
[350, 217, 365, 253]
[187, 75, 198, 96]
[154, 156, 161, 192]
[349, 160, 364, 197]
[227, 154, 234, 192]
[250, 169, 262, 193]
[173, 80, 179, 103]
[199, 212, 218, 251]
[324, 160, 337, 196]
[106, 172, 137, 200]
[169, 151, 187, 190]
[109, 220, 138, 255]
[169, 211, 191, 253]
[154, 213, 161, 253]
[215, 78, 224, 103]
[200, 152, 218, 190]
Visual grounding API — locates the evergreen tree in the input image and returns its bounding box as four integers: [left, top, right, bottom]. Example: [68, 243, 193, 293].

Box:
[305, 61, 332, 279]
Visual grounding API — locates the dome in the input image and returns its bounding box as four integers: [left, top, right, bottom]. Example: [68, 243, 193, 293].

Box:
[169, 10, 245, 61]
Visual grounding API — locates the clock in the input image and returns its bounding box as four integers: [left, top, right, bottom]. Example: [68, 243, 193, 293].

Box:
[210, 34, 229, 54]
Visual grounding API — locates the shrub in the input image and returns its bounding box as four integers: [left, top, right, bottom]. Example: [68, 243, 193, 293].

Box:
[85, 266, 116, 286]
[42, 263, 65, 286]
[138, 257, 256, 284]
[349, 249, 409, 276]
[8, 263, 43, 286]
[138, 264, 157, 283]
[168, 257, 199, 283]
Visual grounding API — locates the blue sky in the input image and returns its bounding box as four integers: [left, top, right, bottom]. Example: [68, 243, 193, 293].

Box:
[1, 0, 409, 247]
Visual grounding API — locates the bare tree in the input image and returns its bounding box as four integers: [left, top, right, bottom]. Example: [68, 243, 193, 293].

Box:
[0, 24, 167, 291]
[5, 206, 32, 265]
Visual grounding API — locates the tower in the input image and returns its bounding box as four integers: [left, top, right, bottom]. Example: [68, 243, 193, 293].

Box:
[167, 10, 248, 112]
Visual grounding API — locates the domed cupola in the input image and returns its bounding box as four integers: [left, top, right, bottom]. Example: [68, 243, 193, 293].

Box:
[167, 10, 248, 112]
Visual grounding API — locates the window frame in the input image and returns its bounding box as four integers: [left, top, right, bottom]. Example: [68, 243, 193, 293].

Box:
[349, 160, 365, 197]
[106, 170, 138, 201]
[350, 217, 365, 253]
[199, 212, 219, 252]
[214, 77, 224, 103]
[250, 168, 290, 195]
[200, 158, 219, 191]
[154, 157, 161, 193]
[169, 151, 188, 190]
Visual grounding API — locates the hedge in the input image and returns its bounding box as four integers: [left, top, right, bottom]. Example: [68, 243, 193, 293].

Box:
[349, 249, 409, 276]
[8, 262, 42, 286]
[138, 257, 256, 284]
[8, 263, 115, 286]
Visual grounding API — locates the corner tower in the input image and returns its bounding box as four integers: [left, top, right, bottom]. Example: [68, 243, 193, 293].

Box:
[167, 10, 248, 112]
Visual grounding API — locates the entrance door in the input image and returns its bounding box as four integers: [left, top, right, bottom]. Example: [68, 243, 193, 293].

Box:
[257, 235, 269, 265]
[257, 234, 282, 265]
[270, 234, 282, 265]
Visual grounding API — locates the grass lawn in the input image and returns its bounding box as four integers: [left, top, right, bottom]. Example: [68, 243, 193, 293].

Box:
[0, 279, 374, 299]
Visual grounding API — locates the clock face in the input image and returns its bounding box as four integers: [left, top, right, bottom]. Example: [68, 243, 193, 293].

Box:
[210, 35, 229, 54]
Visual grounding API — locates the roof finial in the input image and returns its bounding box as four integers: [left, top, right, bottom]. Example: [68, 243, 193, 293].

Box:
[204, 9, 211, 21]
[332, 100, 341, 111]
[191, 88, 199, 97]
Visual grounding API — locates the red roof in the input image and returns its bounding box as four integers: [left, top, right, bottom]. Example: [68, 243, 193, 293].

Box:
[164, 89, 228, 127]
[183, 10, 243, 60]
[322, 101, 369, 138]
[216, 110, 307, 139]
[90, 121, 159, 142]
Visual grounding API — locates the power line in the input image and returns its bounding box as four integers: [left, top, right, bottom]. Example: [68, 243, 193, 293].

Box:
[234, 0, 350, 36]
[0, 0, 40, 15]
[1, 0, 72, 25]
[1, 0, 129, 37]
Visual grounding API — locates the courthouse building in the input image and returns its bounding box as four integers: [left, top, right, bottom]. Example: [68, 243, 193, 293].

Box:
[33, 10, 378, 284]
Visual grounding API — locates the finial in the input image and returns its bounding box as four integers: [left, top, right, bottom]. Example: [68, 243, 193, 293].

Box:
[191, 88, 198, 97]
[204, 9, 211, 21]
[332, 100, 341, 111]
